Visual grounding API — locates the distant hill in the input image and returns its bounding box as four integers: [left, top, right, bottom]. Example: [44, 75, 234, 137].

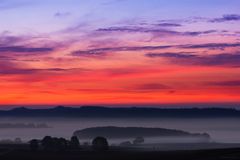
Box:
[73, 126, 210, 141]
[0, 123, 50, 129]
[0, 106, 239, 118]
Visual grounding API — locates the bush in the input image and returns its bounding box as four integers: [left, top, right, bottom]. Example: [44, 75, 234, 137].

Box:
[70, 136, 80, 149]
[29, 139, 39, 151]
[92, 137, 109, 151]
[41, 136, 53, 150]
[58, 138, 68, 151]
[41, 136, 69, 151]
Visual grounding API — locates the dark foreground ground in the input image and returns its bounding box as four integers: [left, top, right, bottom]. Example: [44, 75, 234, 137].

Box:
[0, 145, 240, 160]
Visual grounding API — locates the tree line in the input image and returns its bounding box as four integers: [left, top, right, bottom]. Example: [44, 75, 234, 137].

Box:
[30, 136, 109, 152]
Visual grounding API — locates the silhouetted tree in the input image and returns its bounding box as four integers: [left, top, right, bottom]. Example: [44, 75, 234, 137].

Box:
[29, 139, 39, 151]
[92, 137, 109, 151]
[133, 137, 144, 145]
[41, 136, 53, 150]
[70, 136, 80, 149]
[42, 136, 69, 151]
[58, 138, 68, 151]
[52, 137, 60, 151]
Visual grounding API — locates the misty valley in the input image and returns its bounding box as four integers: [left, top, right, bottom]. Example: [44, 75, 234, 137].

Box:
[0, 107, 240, 160]
[0, 117, 240, 145]
[1, 115, 240, 159]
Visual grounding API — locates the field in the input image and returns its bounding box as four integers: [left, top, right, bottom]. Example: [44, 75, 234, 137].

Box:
[0, 144, 240, 160]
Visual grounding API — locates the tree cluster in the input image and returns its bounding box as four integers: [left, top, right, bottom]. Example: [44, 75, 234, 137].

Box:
[29, 136, 109, 152]
[30, 136, 80, 151]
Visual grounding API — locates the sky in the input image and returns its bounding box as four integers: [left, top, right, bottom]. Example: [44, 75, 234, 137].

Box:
[0, 0, 240, 106]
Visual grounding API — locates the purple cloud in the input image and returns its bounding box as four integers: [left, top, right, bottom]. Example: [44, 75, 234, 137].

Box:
[180, 43, 240, 49]
[0, 46, 53, 53]
[72, 42, 240, 57]
[0, 67, 66, 75]
[210, 14, 240, 23]
[155, 23, 182, 27]
[146, 52, 240, 67]
[71, 45, 172, 56]
[145, 52, 197, 58]
[97, 26, 179, 34]
[0, 35, 24, 45]
[131, 83, 170, 92]
[0, 55, 17, 61]
[54, 12, 71, 18]
[97, 26, 217, 36]
[183, 30, 217, 36]
[207, 81, 240, 87]
[0, 61, 85, 75]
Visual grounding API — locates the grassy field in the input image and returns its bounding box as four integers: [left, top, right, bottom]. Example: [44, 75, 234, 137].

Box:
[0, 144, 240, 160]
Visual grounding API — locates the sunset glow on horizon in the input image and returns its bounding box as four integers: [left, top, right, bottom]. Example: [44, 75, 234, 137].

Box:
[1, 0, 240, 106]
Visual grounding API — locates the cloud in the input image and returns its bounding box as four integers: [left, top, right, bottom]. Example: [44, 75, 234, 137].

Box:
[0, 32, 57, 57]
[71, 45, 172, 56]
[183, 30, 217, 36]
[97, 26, 179, 34]
[210, 14, 240, 23]
[0, 61, 64, 75]
[131, 83, 170, 92]
[197, 53, 240, 66]
[71, 42, 240, 57]
[96, 26, 217, 36]
[145, 52, 197, 58]
[54, 12, 71, 18]
[207, 81, 240, 87]
[0, 55, 17, 61]
[0, 62, 85, 75]
[0, 46, 53, 53]
[156, 14, 240, 25]
[180, 42, 240, 49]
[0, 34, 24, 45]
[0, 68, 63, 75]
[155, 23, 182, 27]
[145, 52, 240, 67]
[60, 23, 91, 34]
[158, 15, 240, 24]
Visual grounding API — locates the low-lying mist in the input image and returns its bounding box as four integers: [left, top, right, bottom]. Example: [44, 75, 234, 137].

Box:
[0, 117, 239, 144]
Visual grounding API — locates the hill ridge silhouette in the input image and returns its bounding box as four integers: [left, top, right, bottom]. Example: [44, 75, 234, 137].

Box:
[0, 106, 239, 118]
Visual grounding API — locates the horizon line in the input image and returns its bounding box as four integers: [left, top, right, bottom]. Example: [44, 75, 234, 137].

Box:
[0, 103, 240, 111]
